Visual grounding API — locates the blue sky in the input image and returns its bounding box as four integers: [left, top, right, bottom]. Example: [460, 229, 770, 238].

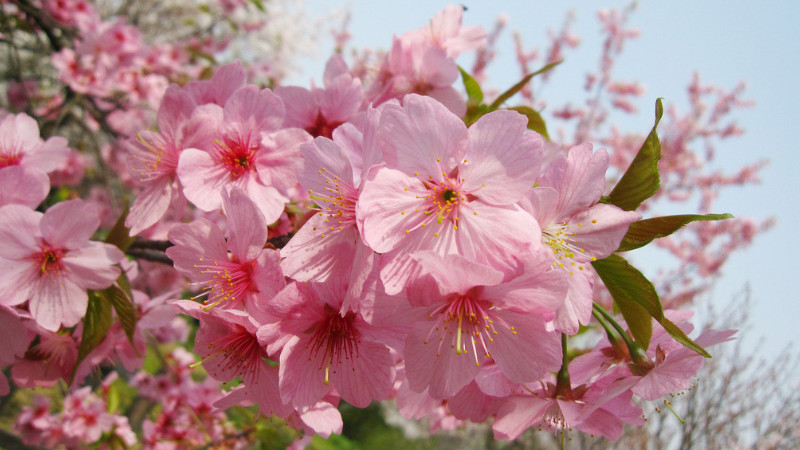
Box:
[292, 0, 800, 361]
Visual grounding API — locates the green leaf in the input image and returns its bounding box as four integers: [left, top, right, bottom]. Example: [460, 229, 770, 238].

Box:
[105, 283, 138, 350]
[592, 254, 664, 349]
[73, 290, 113, 382]
[604, 98, 664, 211]
[593, 254, 712, 358]
[662, 317, 712, 358]
[459, 66, 483, 105]
[105, 205, 135, 253]
[617, 213, 734, 252]
[507, 106, 551, 140]
[488, 60, 562, 111]
[107, 382, 121, 413]
[249, 0, 266, 11]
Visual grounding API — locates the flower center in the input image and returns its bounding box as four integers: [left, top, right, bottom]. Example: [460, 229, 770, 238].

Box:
[196, 325, 265, 381]
[192, 257, 257, 310]
[215, 132, 258, 179]
[307, 308, 360, 385]
[424, 293, 515, 367]
[541, 221, 596, 276]
[304, 112, 343, 139]
[35, 246, 64, 276]
[308, 167, 358, 239]
[131, 132, 179, 182]
[0, 147, 22, 169]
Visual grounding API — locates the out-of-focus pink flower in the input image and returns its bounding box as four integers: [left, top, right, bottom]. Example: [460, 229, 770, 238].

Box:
[0, 305, 32, 395]
[0, 113, 69, 173]
[493, 375, 643, 441]
[276, 55, 363, 139]
[405, 5, 487, 58]
[0, 166, 49, 208]
[0, 200, 124, 331]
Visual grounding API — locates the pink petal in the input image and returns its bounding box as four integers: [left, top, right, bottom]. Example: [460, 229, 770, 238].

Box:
[331, 339, 394, 408]
[376, 95, 467, 179]
[63, 242, 123, 290]
[0, 204, 41, 259]
[357, 166, 430, 253]
[279, 336, 335, 407]
[404, 322, 481, 399]
[461, 110, 542, 205]
[29, 276, 87, 331]
[275, 86, 317, 129]
[177, 148, 228, 211]
[280, 213, 360, 283]
[39, 199, 99, 249]
[413, 250, 504, 294]
[221, 188, 268, 261]
[0, 166, 49, 208]
[542, 144, 609, 217]
[125, 179, 174, 236]
[224, 85, 284, 133]
[488, 310, 561, 384]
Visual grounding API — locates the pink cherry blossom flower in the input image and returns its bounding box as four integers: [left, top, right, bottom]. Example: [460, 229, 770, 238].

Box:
[125, 84, 216, 235]
[177, 85, 309, 223]
[0, 112, 69, 173]
[366, 36, 465, 116]
[630, 327, 736, 401]
[405, 5, 487, 59]
[258, 279, 396, 408]
[357, 94, 542, 294]
[492, 375, 643, 441]
[173, 300, 289, 418]
[0, 200, 124, 331]
[0, 305, 32, 395]
[276, 55, 363, 139]
[166, 188, 285, 318]
[403, 251, 563, 399]
[281, 113, 384, 312]
[521, 143, 641, 333]
[12, 328, 78, 388]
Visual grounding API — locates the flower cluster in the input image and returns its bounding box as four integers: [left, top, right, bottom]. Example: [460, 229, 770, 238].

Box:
[0, 2, 753, 447]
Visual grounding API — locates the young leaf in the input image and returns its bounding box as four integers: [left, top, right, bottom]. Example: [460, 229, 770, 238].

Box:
[105, 204, 136, 253]
[488, 60, 562, 111]
[604, 98, 664, 211]
[617, 213, 734, 252]
[592, 254, 664, 349]
[106, 284, 138, 349]
[459, 66, 483, 104]
[73, 290, 113, 382]
[508, 106, 551, 140]
[662, 317, 712, 358]
[593, 255, 712, 358]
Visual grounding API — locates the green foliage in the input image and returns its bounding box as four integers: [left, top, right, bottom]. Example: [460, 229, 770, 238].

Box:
[459, 62, 558, 136]
[507, 105, 551, 140]
[603, 98, 664, 211]
[617, 213, 734, 252]
[104, 205, 136, 253]
[593, 254, 660, 349]
[105, 281, 138, 350]
[488, 60, 561, 110]
[73, 289, 114, 383]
